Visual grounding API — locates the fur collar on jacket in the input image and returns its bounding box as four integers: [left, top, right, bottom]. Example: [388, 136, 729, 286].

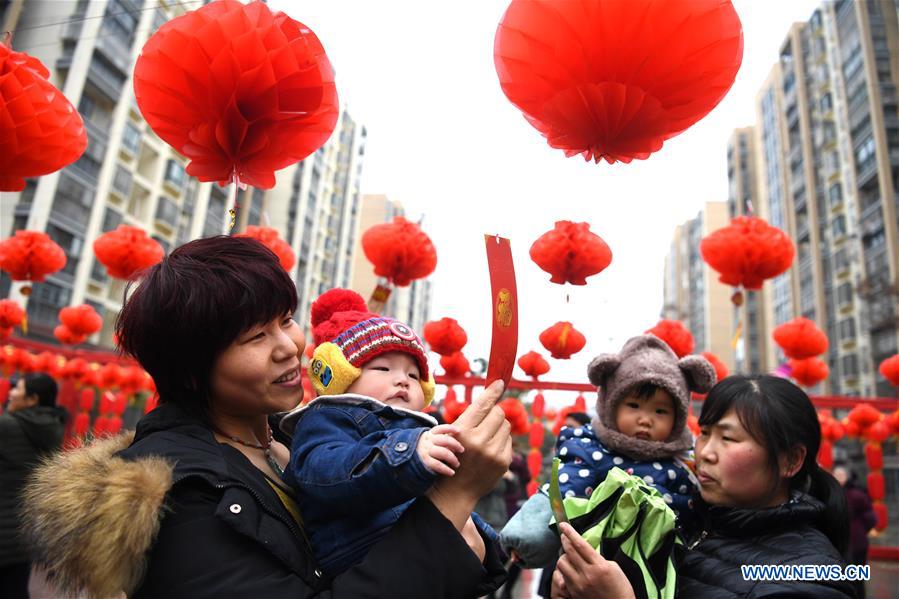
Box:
[22, 433, 173, 599]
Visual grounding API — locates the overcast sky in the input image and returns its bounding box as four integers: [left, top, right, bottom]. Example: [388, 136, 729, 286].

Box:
[272, 0, 821, 406]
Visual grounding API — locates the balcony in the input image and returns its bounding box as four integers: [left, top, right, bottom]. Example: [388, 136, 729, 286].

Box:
[86, 59, 126, 104]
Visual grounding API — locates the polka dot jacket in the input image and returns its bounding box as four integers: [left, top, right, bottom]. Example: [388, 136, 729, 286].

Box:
[544, 424, 700, 535]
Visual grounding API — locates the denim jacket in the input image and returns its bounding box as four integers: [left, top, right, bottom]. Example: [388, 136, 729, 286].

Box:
[282, 394, 438, 576]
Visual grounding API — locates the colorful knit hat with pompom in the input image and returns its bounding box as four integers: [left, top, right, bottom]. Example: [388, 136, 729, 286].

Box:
[308, 288, 434, 405]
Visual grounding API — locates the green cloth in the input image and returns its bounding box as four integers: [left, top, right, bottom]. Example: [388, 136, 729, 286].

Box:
[553, 467, 681, 599]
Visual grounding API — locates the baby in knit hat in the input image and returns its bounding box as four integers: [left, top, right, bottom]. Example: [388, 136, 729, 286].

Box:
[501, 334, 716, 566]
[281, 289, 489, 577]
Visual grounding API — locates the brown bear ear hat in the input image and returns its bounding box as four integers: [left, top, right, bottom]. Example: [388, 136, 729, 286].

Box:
[587, 334, 717, 461]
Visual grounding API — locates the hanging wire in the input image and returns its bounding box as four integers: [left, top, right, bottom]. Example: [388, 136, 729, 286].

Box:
[6, 0, 202, 36]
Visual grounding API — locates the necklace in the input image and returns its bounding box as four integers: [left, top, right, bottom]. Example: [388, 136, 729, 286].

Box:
[213, 425, 284, 478]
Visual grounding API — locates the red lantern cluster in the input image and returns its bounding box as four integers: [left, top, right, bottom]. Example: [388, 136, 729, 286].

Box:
[645, 320, 694, 358]
[841, 404, 891, 531]
[773, 317, 828, 360]
[236, 226, 296, 272]
[0, 43, 87, 191]
[529, 221, 612, 285]
[700, 216, 794, 299]
[494, 0, 743, 164]
[816, 410, 845, 470]
[539, 322, 586, 359]
[439, 352, 470, 378]
[0, 230, 67, 283]
[361, 217, 437, 287]
[517, 351, 550, 380]
[133, 0, 338, 188]
[93, 225, 164, 280]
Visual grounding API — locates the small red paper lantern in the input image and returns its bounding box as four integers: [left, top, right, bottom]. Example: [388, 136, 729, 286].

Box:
[773, 317, 828, 360]
[573, 395, 587, 413]
[817, 440, 833, 470]
[868, 472, 885, 501]
[526, 480, 538, 497]
[887, 410, 899, 435]
[865, 443, 884, 470]
[236, 226, 296, 271]
[119, 365, 146, 395]
[0, 230, 67, 284]
[8, 347, 35, 373]
[32, 351, 63, 377]
[529, 221, 612, 285]
[439, 352, 470, 378]
[529, 421, 545, 449]
[879, 354, 899, 387]
[423, 318, 467, 356]
[518, 351, 550, 380]
[873, 503, 889, 531]
[0, 43, 87, 191]
[531, 393, 546, 419]
[527, 448, 543, 478]
[107, 415, 123, 435]
[443, 388, 467, 424]
[700, 352, 729, 383]
[500, 398, 530, 436]
[545, 408, 557, 422]
[789, 357, 829, 388]
[0, 299, 25, 330]
[646, 320, 694, 358]
[79, 389, 95, 412]
[59, 304, 103, 337]
[864, 420, 891, 444]
[133, 0, 338, 189]
[361, 217, 437, 287]
[847, 404, 882, 429]
[54, 325, 86, 346]
[494, 0, 743, 164]
[61, 358, 89, 382]
[93, 225, 164, 280]
[73, 412, 90, 436]
[99, 363, 124, 390]
[539, 321, 586, 359]
[700, 216, 794, 298]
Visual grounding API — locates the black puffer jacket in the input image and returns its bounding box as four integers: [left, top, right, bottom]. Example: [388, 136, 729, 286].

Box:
[0, 405, 66, 566]
[23, 402, 506, 598]
[677, 493, 855, 598]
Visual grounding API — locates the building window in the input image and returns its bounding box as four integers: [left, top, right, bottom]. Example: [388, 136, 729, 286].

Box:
[831, 215, 847, 238]
[828, 183, 842, 206]
[112, 164, 132, 196]
[836, 283, 853, 306]
[121, 122, 141, 154]
[102, 207, 123, 232]
[841, 354, 859, 377]
[164, 159, 185, 190]
[838, 317, 856, 341]
[155, 195, 178, 227]
[51, 174, 91, 226]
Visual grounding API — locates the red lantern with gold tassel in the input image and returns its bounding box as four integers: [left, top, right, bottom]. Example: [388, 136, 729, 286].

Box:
[773, 317, 828, 360]
[646, 319, 694, 358]
[529, 221, 612, 285]
[93, 225, 164, 280]
[424, 318, 467, 356]
[494, 0, 743, 164]
[539, 321, 586, 359]
[362, 217, 437, 287]
[700, 216, 794, 305]
[0, 42, 87, 191]
[518, 351, 550, 380]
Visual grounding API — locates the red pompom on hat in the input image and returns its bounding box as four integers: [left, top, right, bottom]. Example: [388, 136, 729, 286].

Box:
[310, 288, 375, 346]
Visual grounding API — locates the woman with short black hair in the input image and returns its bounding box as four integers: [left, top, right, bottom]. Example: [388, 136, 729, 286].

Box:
[24, 235, 510, 598]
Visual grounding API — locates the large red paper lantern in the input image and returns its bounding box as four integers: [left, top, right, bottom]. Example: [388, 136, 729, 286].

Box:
[773, 317, 828, 360]
[529, 221, 612, 285]
[362, 217, 437, 287]
[494, 0, 743, 164]
[93, 225, 164, 280]
[439, 352, 470, 378]
[700, 216, 794, 299]
[701, 352, 729, 383]
[236, 226, 296, 271]
[0, 43, 87, 191]
[879, 354, 899, 387]
[646, 320, 694, 358]
[0, 299, 25, 330]
[423, 318, 467, 356]
[518, 351, 550, 379]
[58, 304, 103, 337]
[789, 357, 829, 388]
[0, 230, 67, 284]
[539, 321, 586, 359]
[133, 0, 338, 189]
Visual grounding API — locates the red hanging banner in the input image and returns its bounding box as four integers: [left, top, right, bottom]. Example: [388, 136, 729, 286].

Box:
[485, 235, 518, 388]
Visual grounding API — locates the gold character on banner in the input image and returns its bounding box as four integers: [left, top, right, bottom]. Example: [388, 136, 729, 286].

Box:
[496, 288, 513, 328]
